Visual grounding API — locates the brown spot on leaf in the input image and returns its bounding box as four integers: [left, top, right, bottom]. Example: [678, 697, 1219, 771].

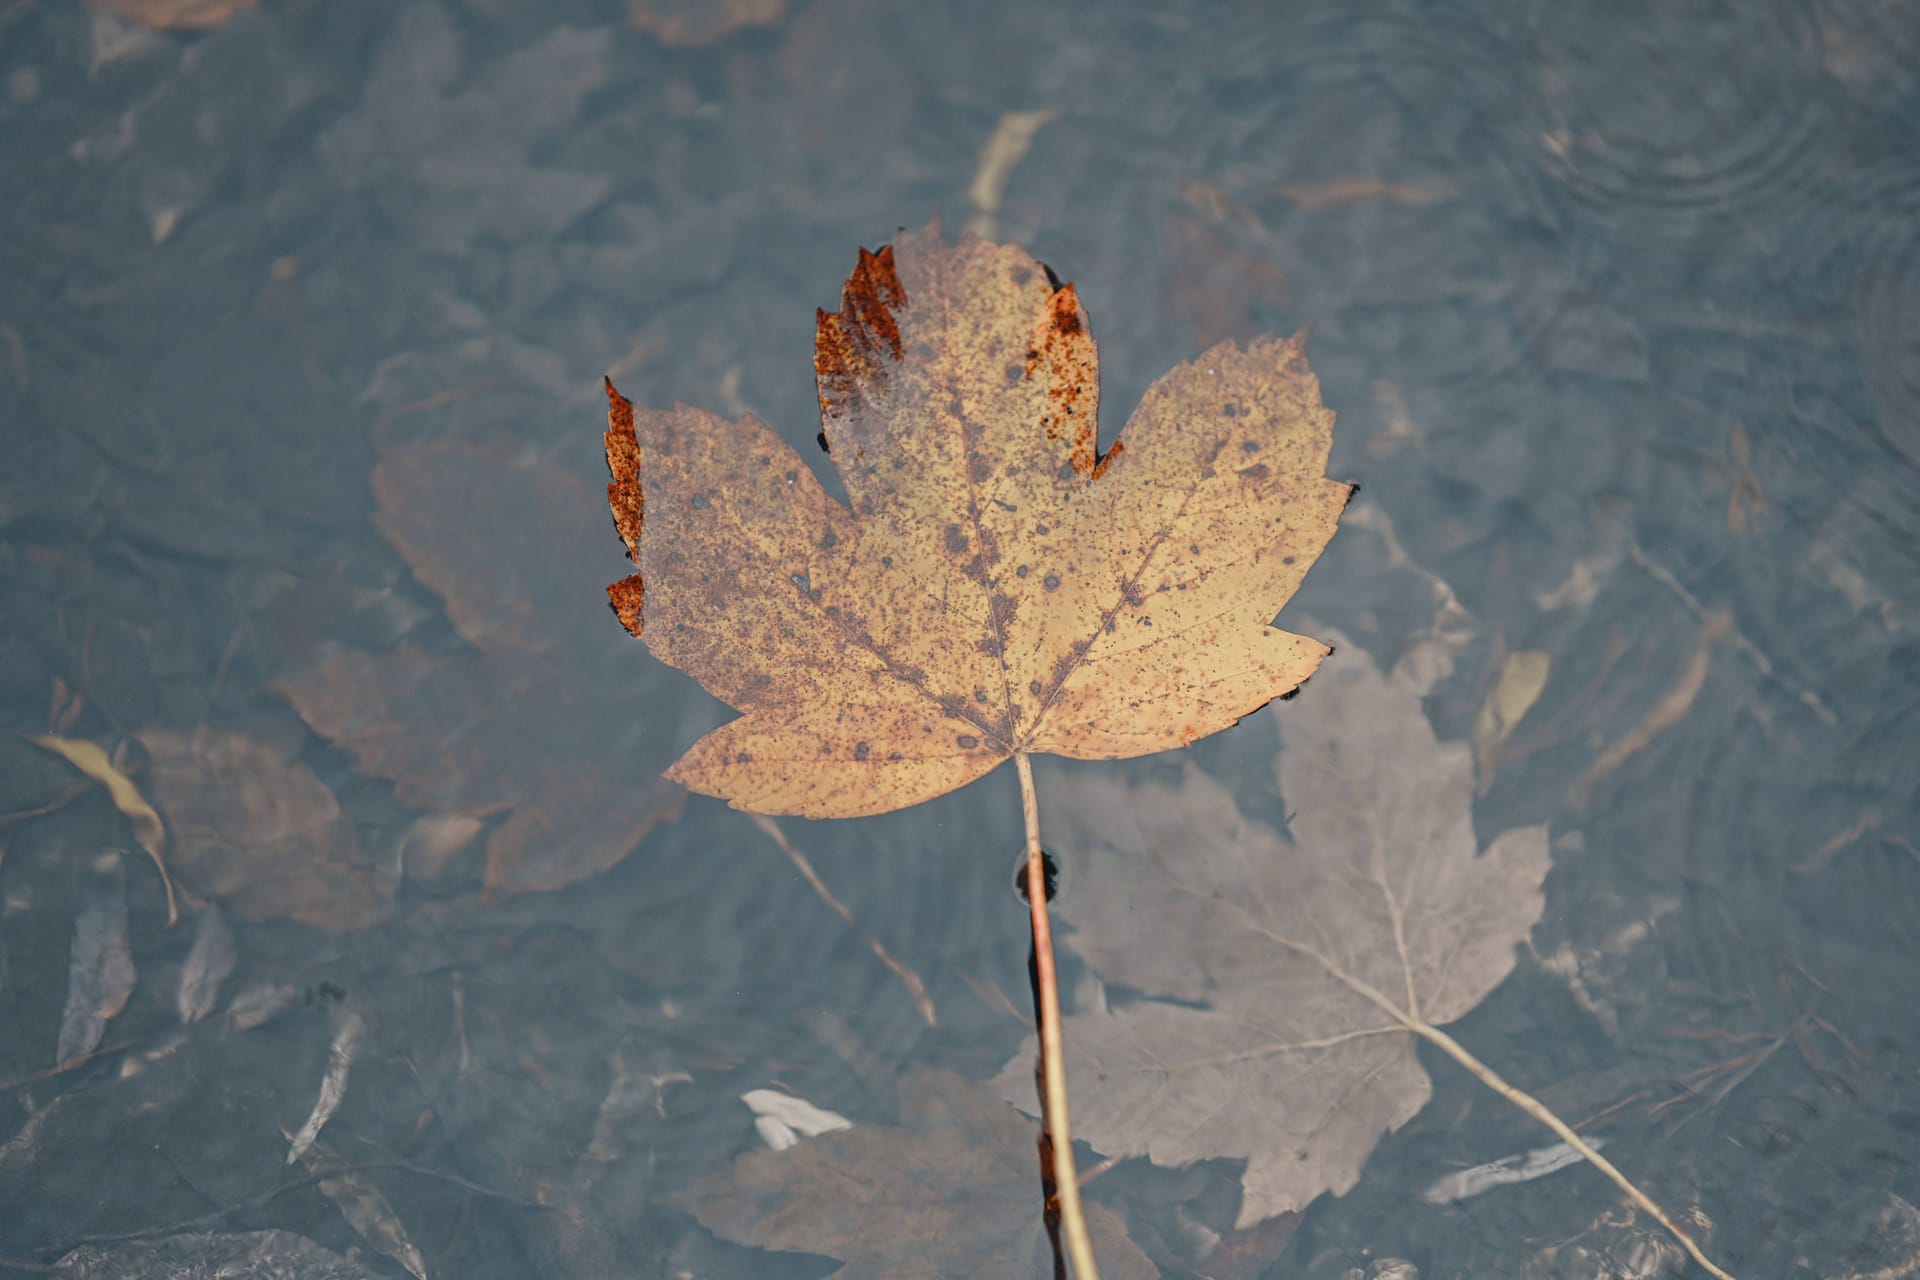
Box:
[1043, 571, 1061, 592]
[956, 735, 980, 750]
[1238, 462, 1270, 482]
[945, 524, 968, 555]
[854, 742, 870, 761]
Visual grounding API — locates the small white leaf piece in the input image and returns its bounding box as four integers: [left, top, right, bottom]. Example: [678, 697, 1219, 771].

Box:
[1419, 1137, 1605, 1205]
[742, 1088, 853, 1152]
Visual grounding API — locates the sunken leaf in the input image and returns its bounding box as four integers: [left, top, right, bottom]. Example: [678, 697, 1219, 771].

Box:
[993, 638, 1550, 1226]
[604, 223, 1349, 817]
[683, 1071, 1156, 1279]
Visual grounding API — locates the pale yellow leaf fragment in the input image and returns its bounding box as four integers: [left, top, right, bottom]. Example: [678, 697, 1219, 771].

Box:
[1473, 649, 1551, 793]
[964, 110, 1058, 239]
[28, 733, 178, 925]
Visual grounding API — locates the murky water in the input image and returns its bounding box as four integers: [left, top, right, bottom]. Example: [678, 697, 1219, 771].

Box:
[3, 2, 1918, 1276]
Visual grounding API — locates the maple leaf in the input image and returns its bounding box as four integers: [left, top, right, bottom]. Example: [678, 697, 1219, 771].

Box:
[603, 223, 1351, 817]
[992, 636, 1552, 1227]
[682, 1071, 1158, 1279]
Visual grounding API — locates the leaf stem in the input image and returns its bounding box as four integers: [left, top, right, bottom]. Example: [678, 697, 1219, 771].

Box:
[1411, 1019, 1736, 1280]
[1017, 752, 1100, 1279]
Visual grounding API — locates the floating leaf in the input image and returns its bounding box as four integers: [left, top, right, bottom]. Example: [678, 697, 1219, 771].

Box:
[27, 732, 178, 924]
[57, 858, 136, 1068]
[683, 1071, 1157, 1279]
[994, 638, 1552, 1227]
[603, 222, 1350, 817]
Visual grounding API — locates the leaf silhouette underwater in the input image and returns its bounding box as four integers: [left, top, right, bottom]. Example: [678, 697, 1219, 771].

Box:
[277, 435, 685, 900]
[997, 635, 1552, 1226]
[682, 1071, 1159, 1280]
[993, 635, 1737, 1278]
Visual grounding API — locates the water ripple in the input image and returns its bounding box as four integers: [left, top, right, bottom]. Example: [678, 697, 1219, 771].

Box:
[1510, 0, 1838, 259]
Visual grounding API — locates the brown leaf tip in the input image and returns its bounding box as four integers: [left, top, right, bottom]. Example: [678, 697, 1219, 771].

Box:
[608, 573, 645, 638]
[604, 378, 646, 635]
[814, 244, 908, 438]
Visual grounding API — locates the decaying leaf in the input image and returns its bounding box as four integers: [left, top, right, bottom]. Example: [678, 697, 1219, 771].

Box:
[396, 813, 485, 880]
[176, 904, 236, 1024]
[226, 980, 298, 1033]
[137, 729, 392, 929]
[683, 1071, 1157, 1279]
[57, 857, 137, 1068]
[296, 1141, 432, 1280]
[1473, 648, 1551, 793]
[27, 733, 178, 924]
[287, 1008, 365, 1164]
[628, 0, 783, 46]
[993, 638, 1551, 1227]
[277, 439, 685, 898]
[56, 1229, 382, 1280]
[604, 223, 1350, 817]
[87, 0, 256, 31]
[1569, 609, 1729, 810]
[964, 110, 1058, 239]
[1164, 182, 1294, 349]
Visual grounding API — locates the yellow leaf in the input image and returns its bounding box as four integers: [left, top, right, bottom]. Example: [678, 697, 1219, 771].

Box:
[602, 223, 1351, 818]
[27, 733, 178, 925]
[1472, 649, 1551, 791]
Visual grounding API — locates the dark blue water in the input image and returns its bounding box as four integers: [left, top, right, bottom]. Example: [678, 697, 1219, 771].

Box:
[3, 2, 1918, 1276]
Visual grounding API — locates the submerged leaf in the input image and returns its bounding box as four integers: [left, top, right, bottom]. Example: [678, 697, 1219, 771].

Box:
[56, 1229, 381, 1279]
[604, 222, 1349, 817]
[287, 1009, 365, 1164]
[176, 905, 237, 1024]
[87, 0, 256, 31]
[277, 439, 685, 897]
[994, 638, 1551, 1226]
[1472, 648, 1551, 792]
[138, 729, 391, 930]
[57, 858, 136, 1068]
[297, 1142, 431, 1280]
[683, 1071, 1156, 1279]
